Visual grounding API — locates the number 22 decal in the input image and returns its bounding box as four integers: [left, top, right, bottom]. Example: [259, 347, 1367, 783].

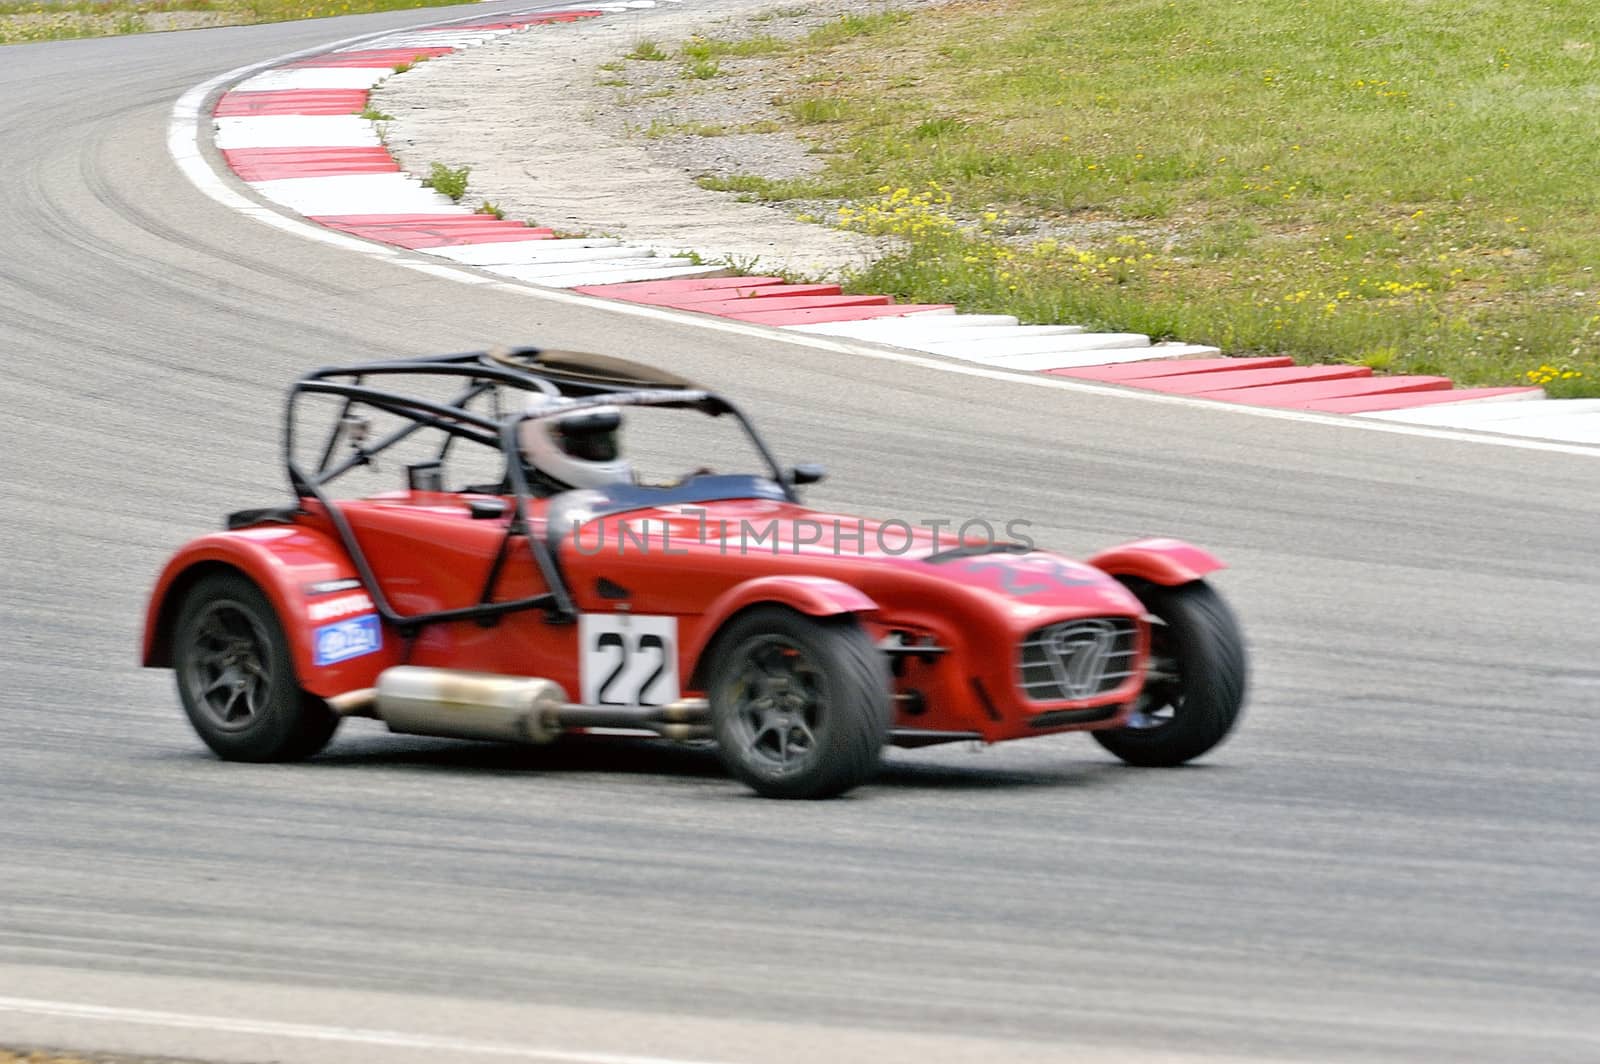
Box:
[579, 614, 680, 707]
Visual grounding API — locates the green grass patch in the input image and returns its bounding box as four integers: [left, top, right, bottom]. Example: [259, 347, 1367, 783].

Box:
[421, 161, 470, 202]
[0, 0, 476, 45]
[357, 106, 393, 122]
[802, 10, 910, 48]
[697, 173, 822, 202]
[683, 58, 722, 80]
[784, 96, 849, 123]
[626, 38, 667, 61]
[642, 118, 729, 139]
[680, 33, 786, 60]
[694, 0, 1600, 395]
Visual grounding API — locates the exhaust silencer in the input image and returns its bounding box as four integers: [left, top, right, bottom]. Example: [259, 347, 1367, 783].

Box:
[376, 666, 564, 744]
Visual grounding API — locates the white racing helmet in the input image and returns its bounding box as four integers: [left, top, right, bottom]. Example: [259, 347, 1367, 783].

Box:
[518, 394, 634, 490]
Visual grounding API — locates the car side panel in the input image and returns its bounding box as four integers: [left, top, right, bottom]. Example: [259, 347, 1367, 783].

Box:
[327, 498, 591, 694]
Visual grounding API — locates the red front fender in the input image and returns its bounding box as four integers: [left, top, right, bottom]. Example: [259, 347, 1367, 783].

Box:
[1086, 537, 1225, 586]
[687, 575, 878, 677]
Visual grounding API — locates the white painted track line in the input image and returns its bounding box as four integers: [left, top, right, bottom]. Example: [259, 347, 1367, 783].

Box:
[215, 115, 380, 148]
[0, 995, 731, 1064]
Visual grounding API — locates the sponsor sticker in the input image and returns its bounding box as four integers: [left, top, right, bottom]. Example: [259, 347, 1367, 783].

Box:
[305, 578, 363, 596]
[313, 614, 382, 667]
[308, 592, 374, 622]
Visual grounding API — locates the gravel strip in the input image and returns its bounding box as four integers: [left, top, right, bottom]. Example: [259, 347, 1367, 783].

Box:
[373, 0, 948, 278]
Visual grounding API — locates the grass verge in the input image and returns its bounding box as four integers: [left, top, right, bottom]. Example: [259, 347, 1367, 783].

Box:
[689, 0, 1600, 396]
[0, 0, 477, 46]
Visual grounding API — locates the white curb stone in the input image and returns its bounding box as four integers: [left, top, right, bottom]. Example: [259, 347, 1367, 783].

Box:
[423, 238, 626, 266]
[785, 314, 1021, 335]
[233, 68, 394, 91]
[516, 263, 731, 288]
[248, 173, 459, 214]
[483, 257, 712, 283]
[916, 333, 1151, 360]
[1360, 398, 1600, 443]
[976, 347, 1218, 371]
[885, 324, 1089, 340]
[359, 33, 507, 48]
[214, 116, 380, 148]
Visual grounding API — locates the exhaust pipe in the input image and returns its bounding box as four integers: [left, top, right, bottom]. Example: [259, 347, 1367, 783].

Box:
[367, 667, 710, 744]
[328, 687, 378, 716]
[377, 667, 565, 744]
[556, 701, 709, 730]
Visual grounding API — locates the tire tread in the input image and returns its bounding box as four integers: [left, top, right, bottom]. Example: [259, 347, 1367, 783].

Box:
[1093, 580, 1246, 767]
[174, 572, 339, 762]
[707, 606, 890, 799]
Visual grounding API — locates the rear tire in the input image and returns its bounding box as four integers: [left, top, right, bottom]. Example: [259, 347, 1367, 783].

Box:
[173, 572, 339, 762]
[707, 607, 890, 799]
[1093, 580, 1246, 767]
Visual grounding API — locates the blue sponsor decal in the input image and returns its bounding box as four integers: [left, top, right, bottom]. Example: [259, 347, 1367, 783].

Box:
[313, 614, 382, 666]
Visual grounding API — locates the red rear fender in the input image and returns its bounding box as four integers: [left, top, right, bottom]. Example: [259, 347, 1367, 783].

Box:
[1085, 537, 1224, 587]
[142, 525, 361, 684]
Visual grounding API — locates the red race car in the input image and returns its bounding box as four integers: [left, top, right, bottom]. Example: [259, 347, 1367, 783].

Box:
[142, 348, 1247, 798]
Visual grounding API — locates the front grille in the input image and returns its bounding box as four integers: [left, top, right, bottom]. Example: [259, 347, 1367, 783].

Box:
[1018, 617, 1138, 702]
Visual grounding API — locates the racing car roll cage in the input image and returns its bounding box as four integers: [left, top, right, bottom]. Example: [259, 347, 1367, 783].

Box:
[280, 347, 806, 635]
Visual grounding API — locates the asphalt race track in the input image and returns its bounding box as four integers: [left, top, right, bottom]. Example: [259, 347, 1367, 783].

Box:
[2, 6, 1599, 1062]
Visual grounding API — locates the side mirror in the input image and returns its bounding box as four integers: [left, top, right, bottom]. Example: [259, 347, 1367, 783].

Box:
[407, 460, 444, 493]
[788, 463, 827, 486]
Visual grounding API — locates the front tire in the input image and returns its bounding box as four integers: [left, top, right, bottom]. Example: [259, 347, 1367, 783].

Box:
[173, 572, 339, 762]
[707, 607, 891, 799]
[1093, 580, 1246, 767]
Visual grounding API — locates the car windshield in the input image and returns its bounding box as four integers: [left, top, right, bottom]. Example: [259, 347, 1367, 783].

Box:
[606, 402, 778, 492]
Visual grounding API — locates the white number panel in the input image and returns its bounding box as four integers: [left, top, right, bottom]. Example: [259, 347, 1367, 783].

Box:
[578, 614, 680, 707]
